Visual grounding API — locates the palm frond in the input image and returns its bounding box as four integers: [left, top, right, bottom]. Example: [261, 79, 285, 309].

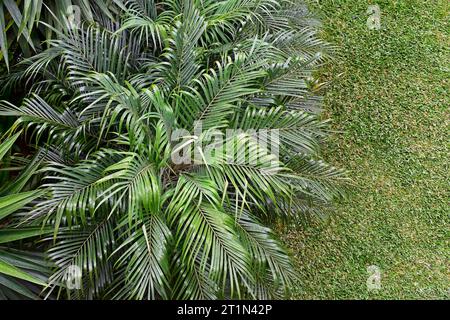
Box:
[45, 218, 115, 299]
[112, 215, 171, 300]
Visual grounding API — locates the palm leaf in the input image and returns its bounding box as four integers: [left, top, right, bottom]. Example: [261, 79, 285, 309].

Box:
[0, 190, 45, 220]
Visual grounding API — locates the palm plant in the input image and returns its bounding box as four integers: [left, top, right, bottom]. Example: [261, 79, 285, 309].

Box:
[0, 0, 346, 299]
[0, 0, 124, 70]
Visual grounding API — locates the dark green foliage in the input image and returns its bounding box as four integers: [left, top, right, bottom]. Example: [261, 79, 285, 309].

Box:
[0, 0, 345, 299]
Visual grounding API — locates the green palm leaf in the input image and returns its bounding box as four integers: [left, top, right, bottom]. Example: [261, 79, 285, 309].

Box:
[0, 256, 46, 286]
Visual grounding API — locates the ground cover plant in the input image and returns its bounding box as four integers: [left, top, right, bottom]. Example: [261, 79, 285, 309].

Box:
[284, 0, 449, 299]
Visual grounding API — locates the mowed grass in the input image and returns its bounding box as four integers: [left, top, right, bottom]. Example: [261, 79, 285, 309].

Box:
[283, 0, 449, 299]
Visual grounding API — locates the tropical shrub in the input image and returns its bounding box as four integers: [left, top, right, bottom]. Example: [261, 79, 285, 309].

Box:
[0, 0, 345, 299]
[0, 0, 122, 69]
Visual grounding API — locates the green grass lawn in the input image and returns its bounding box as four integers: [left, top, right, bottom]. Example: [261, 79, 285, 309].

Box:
[283, 0, 449, 299]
